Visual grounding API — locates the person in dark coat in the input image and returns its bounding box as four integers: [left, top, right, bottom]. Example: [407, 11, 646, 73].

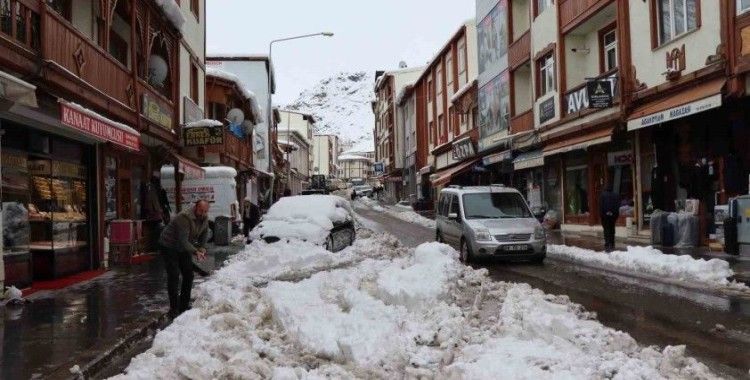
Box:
[158, 200, 210, 318]
[242, 199, 261, 243]
[599, 181, 620, 252]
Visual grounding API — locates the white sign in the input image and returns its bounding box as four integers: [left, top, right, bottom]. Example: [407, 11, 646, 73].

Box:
[627, 94, 722, 131]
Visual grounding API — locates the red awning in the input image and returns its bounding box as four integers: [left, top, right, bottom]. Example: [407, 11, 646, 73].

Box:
[430, 158, 479, 187]
[59, 101, 140, 151]
[173, 153, 205, 179]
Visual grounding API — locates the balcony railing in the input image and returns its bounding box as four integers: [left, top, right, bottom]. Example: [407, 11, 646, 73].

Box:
[43, 9, 133, 108]
[508, 30, 530, 71]
[510, 110, 534, 134]
[559, 0, 613, 34]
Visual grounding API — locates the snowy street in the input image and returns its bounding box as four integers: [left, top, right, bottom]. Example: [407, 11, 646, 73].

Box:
[355, 204, 750, 378]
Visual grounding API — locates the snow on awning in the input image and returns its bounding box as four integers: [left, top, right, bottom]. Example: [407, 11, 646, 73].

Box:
[59, 100, 140, 151]
[153, 0, 186, 31]
[0, 69, 37, 107]
[513, 150, 544, 171]
[206, 67, 265, 124]
[184, 119, 223, 128]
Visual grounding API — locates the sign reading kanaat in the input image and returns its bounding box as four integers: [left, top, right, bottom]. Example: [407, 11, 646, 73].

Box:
[60, 102, 140, 150]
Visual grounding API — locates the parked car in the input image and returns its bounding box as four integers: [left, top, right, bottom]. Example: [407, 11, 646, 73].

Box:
[300, 189, 327, 195]
[352, 184, 373, 198]
[249, 195, 356, 252]
[435, 185, 546, 263]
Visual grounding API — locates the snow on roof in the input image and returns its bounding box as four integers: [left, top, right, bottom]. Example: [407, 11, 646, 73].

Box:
[153, 0, 185, 31]
[206, 67, 264, 124]
[60, 100, 140, 136]
[450, 79, 478, 104]
[277, 139, 300, 150]
[206, 54, 270, 61]
[338, 154, 371, 161]
[184, 119, 223, 128]
[375, 66, 426, 90]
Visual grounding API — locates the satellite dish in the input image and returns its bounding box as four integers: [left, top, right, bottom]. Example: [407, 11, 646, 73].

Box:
[147, 55, 168, 86]
[227, 108, 245, 126]
[398, 61, 408, 68]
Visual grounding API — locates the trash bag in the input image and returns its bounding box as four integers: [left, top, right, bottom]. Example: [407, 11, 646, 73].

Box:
[724, 217, 739, 255]
[674, 212, 699, 248]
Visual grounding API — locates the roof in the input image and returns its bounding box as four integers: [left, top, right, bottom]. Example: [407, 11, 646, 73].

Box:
[278, 109, 316, 123]
[374, 66, 426, 90]
[415, 19, 475, 84]
[338, 154, 371, 161]
[206, 55, 276, 94]
[440, 185, 521, 195]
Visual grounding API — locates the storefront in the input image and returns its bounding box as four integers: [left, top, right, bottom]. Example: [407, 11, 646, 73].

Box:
[512, 150, 545, 217]
[628, 78, 727, 242]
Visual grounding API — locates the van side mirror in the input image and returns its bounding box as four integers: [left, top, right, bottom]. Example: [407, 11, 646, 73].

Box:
[448, 212, 459, 220]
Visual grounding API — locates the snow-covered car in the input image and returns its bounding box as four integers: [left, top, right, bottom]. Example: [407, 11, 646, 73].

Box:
[352, 185, 373, 198]
[249, 195, 356, 252]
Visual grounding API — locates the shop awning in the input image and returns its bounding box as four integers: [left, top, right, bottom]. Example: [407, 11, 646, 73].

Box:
[430, 158, 480, 187]
[543, 128, 611, 157]
[0, 69, 37, 107]
[627, 78, 725, 131]
[59, 100, 140, 151]
[513, 150, 544, 171]
[173, 152, 205, 179]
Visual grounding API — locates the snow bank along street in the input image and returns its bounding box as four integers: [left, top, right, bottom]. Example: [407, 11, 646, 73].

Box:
[112, 230, 721, 379]
[356, 197, 437, 229]
[549, 245, 750, 294]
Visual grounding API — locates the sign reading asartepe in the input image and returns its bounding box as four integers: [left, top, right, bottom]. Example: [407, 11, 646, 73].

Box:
[183, 126, 224, 146]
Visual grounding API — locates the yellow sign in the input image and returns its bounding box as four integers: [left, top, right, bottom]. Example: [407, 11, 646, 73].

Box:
[2, 151, 27, 172]
[142, 93, 173, 130]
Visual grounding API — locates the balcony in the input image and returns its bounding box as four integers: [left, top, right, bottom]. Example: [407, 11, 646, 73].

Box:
[218, 132, 252, 169]
[508, 30, 530, 71]
[559, 0, 613, 34]
[510, 110, 534, 134]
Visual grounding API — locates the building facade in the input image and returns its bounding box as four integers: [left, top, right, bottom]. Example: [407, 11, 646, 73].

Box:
[313, 134, 340, 178]
[338, 154, 374, 182]
[373, 66, 424, 202]
[277, 130, 310, 195]
[0, 0, 206, 289]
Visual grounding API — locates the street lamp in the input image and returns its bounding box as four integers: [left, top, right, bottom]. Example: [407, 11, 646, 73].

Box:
[267, 32, 334, 199]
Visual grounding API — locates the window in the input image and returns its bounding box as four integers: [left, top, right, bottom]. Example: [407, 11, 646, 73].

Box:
[538, 53, 555, 97]
[446, 53, 454, 88]
[190, 0, 199, 19]
[47, 0, 71, 21]
[109, 32, 128, 66]
[436, 66, 443, 94]
[536, 0, 553, 16]
[450, 195, 460, 216]
[438, 115, 445, 142]
[658, 0, 698, 45]
[190, 63, 199, 101]
[429, 121, 434, 145]
[739, 0, 750, 14]
[462, 193, 532, 219]
[458, 39, 466, 75]
[428, 79, 434, 101]
[600, 27, 617, 72]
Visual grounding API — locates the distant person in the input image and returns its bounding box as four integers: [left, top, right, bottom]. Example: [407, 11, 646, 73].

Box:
[351, 189, 356, 201]
[158, 200, 210, 318]
[599, 181, 620, 252]
[283, 188, 292, 197]
[242, 199, 261, 243]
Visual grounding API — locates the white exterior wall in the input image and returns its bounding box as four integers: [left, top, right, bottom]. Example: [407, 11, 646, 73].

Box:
[514, 64, 533, 114]
[564, 32, 601, 89]
[466, 22, 480, 83]
[512, 0, 531, 39]
[313, 135, 332, 177]
[207, 59, 273, 173]
[340, 159, 372, 180]
[531, 3, 560, 128]
[179, 0, 206, 125]
[629, 0, 721, 88]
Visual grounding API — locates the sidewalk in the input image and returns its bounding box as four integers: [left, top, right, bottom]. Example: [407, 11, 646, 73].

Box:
[550, 230, 750, 286]
[0, 242, 244, 380]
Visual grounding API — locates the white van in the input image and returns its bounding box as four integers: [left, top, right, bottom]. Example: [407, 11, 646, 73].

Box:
[160, 166, 240, 225]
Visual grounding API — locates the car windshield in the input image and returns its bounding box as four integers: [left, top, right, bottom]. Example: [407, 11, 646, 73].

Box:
[462, 192, 532, 219]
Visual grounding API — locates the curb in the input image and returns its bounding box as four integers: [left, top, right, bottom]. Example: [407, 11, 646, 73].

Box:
[71, 311, 169, 379]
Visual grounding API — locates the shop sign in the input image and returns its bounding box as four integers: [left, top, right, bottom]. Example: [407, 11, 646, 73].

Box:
[627, 93, 722, 131]
[60, 102, 140, 151]
[565, 74, 617, 114]
[183, 97, 204, 124]
[183, 126, 224, 146]
[538, 97, 555, 124]
[373, 162, 385, 175]
[452, 138, 476, 161]
[607, 150, 633, 166]
[2, 151, 27, 172]
[141, 93, 173, 130]
[483, 150, 511, 166]
[52, 161, 86, 179]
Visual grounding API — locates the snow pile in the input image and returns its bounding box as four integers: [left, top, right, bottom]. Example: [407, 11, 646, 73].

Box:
[249, 195, 354, 244]
[549, 245, 749, 292]
[286, 72, 374, 151]
[153, 0, 185, 31]
[356, 196, 385, 212]
[184, 119, 223, 128]
[113, 236, 719, 379]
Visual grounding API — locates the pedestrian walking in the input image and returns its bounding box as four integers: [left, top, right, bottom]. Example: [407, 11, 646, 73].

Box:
[242, 199, 261, 243]
[599, 181, 620, 252]
[158, 200, 210, 318]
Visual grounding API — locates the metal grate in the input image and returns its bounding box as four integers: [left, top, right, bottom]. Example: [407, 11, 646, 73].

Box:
[494, 233, 531, 242]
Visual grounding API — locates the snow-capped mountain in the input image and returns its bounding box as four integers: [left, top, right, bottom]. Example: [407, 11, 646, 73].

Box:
[285, 72, 375, 152]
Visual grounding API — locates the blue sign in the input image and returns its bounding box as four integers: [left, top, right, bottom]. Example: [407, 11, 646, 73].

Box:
[373, 162, 384, 174]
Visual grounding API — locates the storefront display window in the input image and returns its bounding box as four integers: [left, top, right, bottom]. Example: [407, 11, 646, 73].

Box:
[544, 163, 561, 216]
[607, 148, 635, 221]
[2, 150, 30, 257]
[565, 161, 589, 216]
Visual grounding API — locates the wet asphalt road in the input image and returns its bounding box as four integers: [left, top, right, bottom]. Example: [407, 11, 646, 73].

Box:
[355, 206, 750, 378]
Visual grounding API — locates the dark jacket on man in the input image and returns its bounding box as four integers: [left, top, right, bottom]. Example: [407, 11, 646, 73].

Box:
[599, 190, 620, 219]
[159, 208, 209, 254]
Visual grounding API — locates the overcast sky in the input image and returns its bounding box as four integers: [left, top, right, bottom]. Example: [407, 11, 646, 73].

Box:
[206, 0, 475, 105]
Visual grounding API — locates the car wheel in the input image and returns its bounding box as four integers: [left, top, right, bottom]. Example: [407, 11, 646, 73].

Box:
[460, 238, 473, 263]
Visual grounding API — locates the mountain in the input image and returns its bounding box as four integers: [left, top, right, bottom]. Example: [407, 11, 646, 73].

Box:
[286, 72, 375, 152]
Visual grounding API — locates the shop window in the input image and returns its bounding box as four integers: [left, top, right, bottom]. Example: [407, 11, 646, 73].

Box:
[458, 38, 466, 78]
[446, 52, 454, 89]
[109, 31, 128, 67]
[600, 26, 617, 72]
[537, 53, 555, 97]
[565, 164, 589, 216]
[657, 0, 698, 45]
[608, 163, 635, 219]
[47, 0, 71, 21]
[739, 0, 750, 14]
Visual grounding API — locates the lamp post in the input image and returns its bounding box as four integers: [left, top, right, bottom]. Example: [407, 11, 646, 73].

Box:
[267, 32, 333, 200]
